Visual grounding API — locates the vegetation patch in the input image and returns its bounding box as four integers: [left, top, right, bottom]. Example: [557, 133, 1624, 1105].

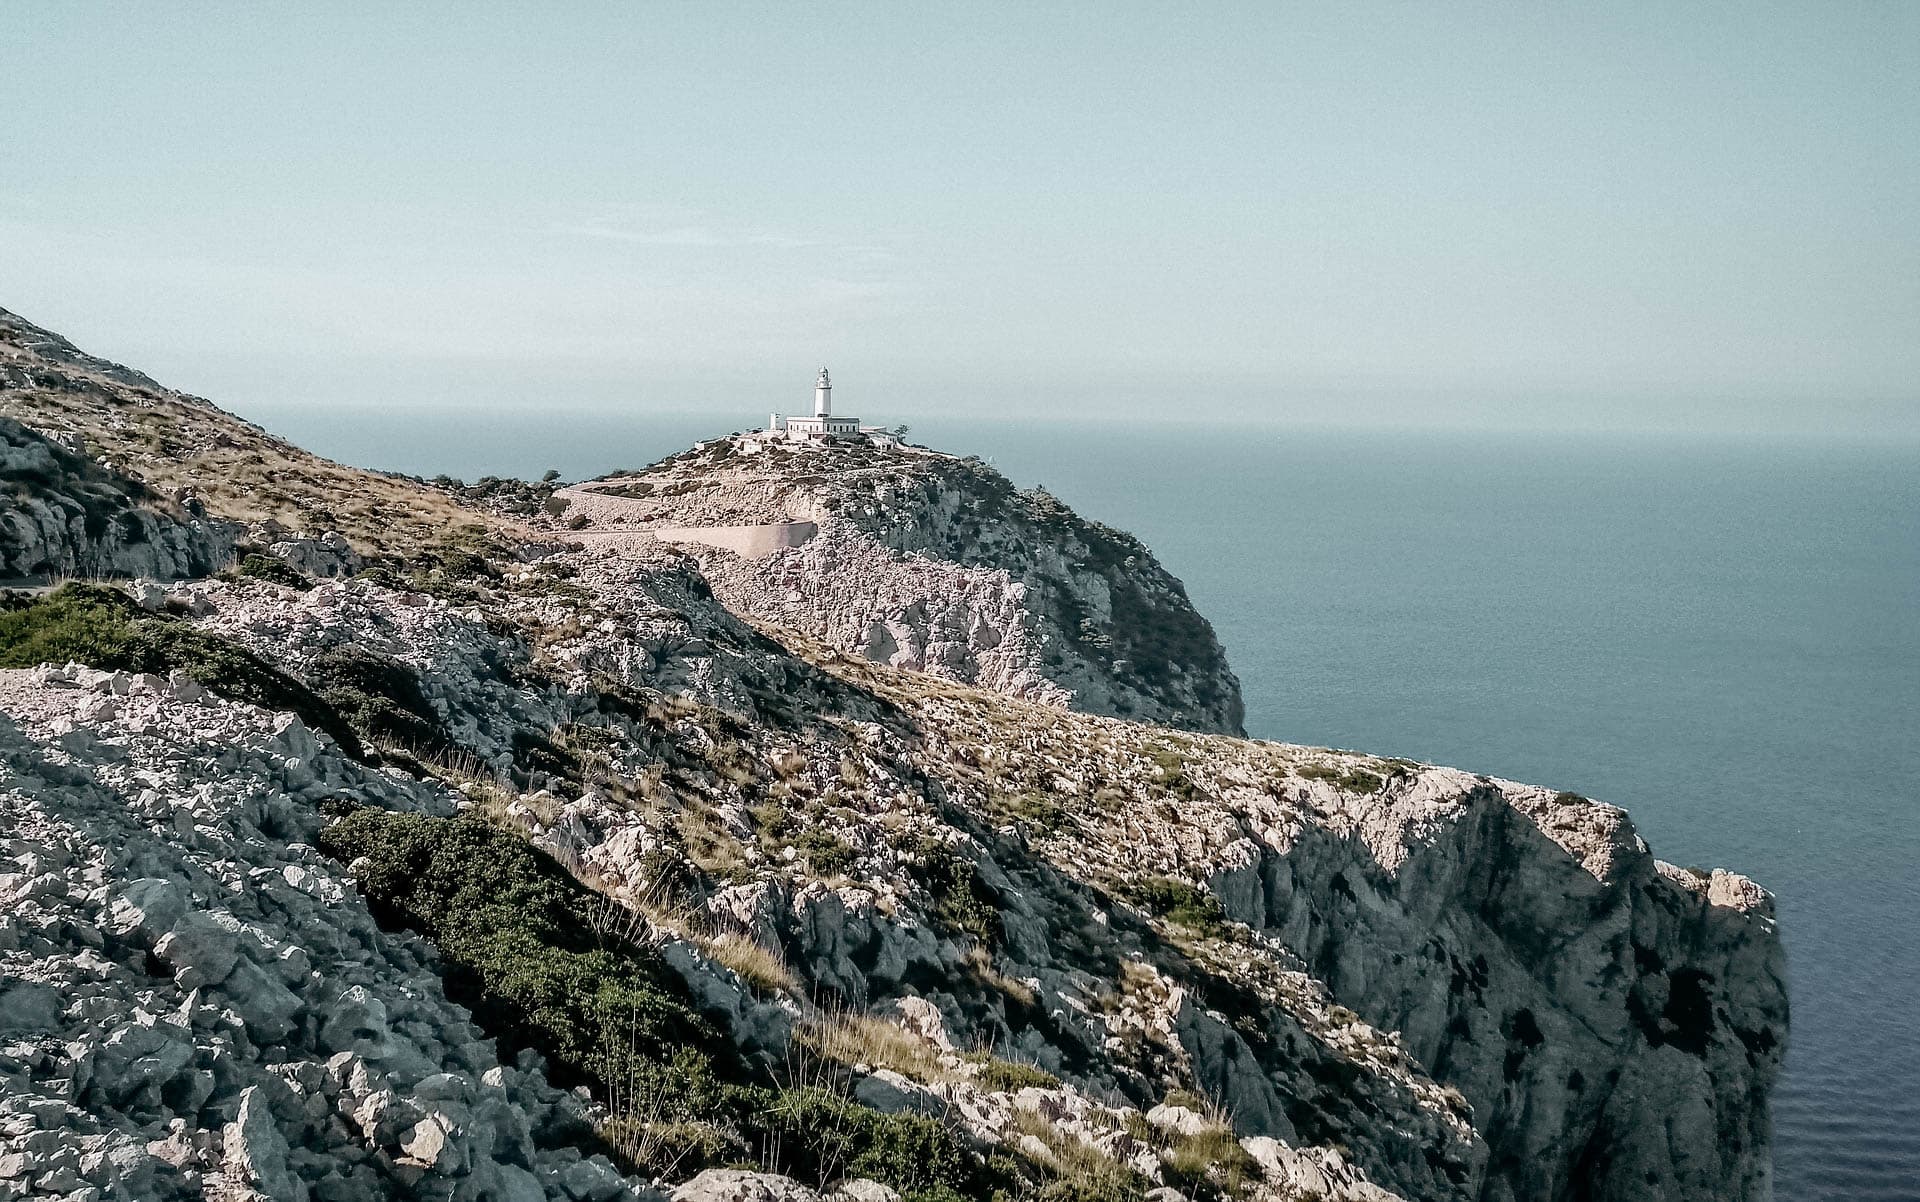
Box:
[907, 836, 1003, 947]
[305, 645, 452, 759]
[971, 1054, 1060, 1092]
[0, 583, 365, 756]
[319, 807, 1004, 1198]
[1295, 761, 1386, 794]
[318, 808, 716, 1080]
[986, 789, 1068, 834]
[1160, 1114, 1259, 1200]
[1124, 876, 1230, 939]
[1008, 1107, 1147, 1202]
[803, 1012, 954, 1084]
[1145, 743, 1203, 802]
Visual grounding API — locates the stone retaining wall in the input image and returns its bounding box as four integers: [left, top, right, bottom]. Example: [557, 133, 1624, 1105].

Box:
[653, 521, 818, 560]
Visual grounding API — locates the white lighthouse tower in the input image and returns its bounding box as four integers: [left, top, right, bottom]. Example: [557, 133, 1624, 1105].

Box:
[814, 367, 832, 418]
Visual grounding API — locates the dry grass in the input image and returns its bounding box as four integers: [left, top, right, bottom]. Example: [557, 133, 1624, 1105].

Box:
[1009, 1106, 1141, 1196]
[798, 1011, 956, 1084]
[671, 798, 748, 878]
[966, 944, 1038, 1009]
[704, 931, 799, 996]
[1162, 1119, 1258, 1198]
[1151, 1090, 1260, 1199]
[4, 382, 532, 561]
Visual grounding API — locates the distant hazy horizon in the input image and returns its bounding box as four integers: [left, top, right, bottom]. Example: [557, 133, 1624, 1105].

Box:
[4, 4, 1916, 437]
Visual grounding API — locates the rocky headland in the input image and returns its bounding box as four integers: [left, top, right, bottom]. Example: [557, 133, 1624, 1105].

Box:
[0, 307, 1785, 1202]
[549, 438, 1245, 736]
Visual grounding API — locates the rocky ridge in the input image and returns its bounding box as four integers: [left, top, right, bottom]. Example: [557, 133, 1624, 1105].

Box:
[0, 308, 1785, 1202]
[0, 307, 524, 566]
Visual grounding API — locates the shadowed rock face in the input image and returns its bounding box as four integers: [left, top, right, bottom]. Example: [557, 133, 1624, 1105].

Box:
[554, 436, 1248, 735]
[0, 417, 235, 582]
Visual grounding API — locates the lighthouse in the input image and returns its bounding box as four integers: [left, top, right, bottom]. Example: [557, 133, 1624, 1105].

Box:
[765, 366, 894, 444]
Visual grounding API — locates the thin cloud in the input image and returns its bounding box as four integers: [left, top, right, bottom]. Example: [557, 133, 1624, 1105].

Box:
[551, 222, 820, 250]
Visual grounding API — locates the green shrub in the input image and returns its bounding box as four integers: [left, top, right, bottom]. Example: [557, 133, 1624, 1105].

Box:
[304, 646, 451, 757]
[0, 583, 364, 756]
[319, 808, 1003, 1198]
[794, 827, 856, 876]
[1296, 762, 1385, 794]
[1125, 876, 1229, 937]
[750, 801, 797, 840]
[317, 809, 715, 1081]
[906, 836, 1002, 947]
[235, 552, 312, 590]
[1145, 744, 1202, 802]
[742, 1086, 984, 1194]
[433, 547, 501, 581]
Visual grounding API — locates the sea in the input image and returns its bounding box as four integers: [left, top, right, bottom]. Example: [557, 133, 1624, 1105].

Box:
[243, 403, 1920, 1200]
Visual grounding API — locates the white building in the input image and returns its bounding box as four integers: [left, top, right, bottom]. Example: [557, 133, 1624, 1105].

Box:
[767, 368, 898, 445]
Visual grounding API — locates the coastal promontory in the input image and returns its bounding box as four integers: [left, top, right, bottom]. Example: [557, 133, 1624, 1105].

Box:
[0, 307, 1785, 1202]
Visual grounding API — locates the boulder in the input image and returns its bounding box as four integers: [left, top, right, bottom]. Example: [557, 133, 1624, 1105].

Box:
[224, 1086, 309, 1202]
[672, 1170, 822, 1202]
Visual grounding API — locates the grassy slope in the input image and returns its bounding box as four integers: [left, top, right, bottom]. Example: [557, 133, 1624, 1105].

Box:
[0, 307, 525, 562]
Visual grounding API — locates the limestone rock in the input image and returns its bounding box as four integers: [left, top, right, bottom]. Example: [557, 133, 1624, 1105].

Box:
[672, 1170, 821, 1202]
[0, 305, 1787, 1202]
[224, 1086, 309, 1202]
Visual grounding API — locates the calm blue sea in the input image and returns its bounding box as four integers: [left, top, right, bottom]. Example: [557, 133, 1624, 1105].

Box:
[245, 404, 1920, 1200]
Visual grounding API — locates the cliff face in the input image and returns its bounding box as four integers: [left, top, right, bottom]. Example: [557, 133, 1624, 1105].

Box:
[551, 436, 1247, 736]
[0, 308, 1785, 1202]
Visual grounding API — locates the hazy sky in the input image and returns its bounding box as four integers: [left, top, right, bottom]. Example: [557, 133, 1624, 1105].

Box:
[3, 4, 1915, 434]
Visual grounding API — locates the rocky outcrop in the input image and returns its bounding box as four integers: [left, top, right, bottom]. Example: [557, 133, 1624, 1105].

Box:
[549, 436, 1246, 735]
[0, 418, 235, 582]
[0, 664, 652, 1202]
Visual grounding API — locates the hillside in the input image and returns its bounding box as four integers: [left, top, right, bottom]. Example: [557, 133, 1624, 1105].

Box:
[0, 308, 1784, 1202]
[0, 307, 527, 568]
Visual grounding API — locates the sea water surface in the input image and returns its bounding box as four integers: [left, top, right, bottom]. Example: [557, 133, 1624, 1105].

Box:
[245, 404, 1920, 1200]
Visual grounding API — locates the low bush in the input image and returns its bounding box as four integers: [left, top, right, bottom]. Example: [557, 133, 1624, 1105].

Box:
[235, 552, 312, 589]
[906, 836, 1002, 947]
[1295, 761, 1385, 794]
[317, 809, 716, 1080]
[304, 646, 451, 758]
[794, 827, 857, 877]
